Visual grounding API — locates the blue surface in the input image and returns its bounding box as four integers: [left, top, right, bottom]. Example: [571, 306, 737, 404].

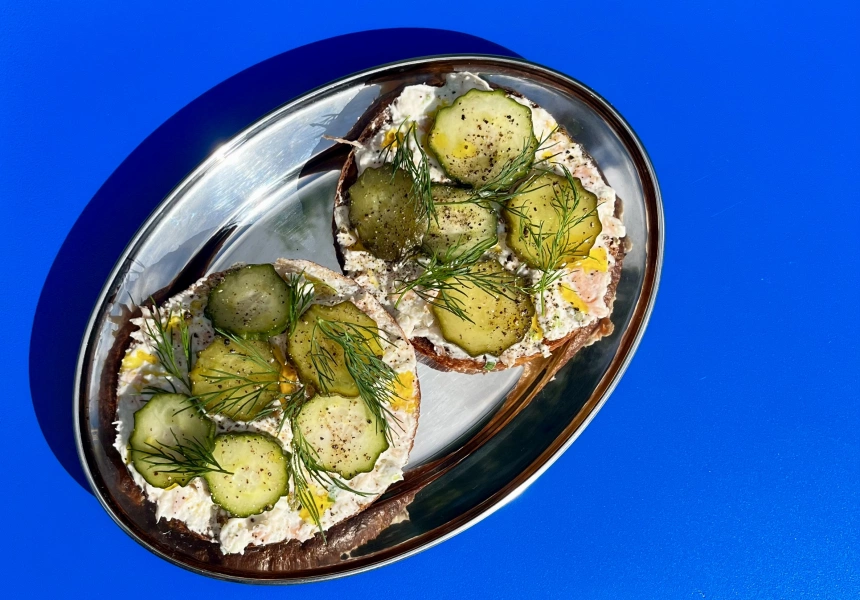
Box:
[3, 1, 858, 597]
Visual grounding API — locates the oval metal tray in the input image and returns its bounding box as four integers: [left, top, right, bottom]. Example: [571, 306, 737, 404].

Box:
[75, 55, 663, 583]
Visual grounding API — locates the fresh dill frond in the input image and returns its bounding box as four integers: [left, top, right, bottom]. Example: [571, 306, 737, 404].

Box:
[393, 237, 517, 322]
[308, 318, 399, 440]
[135, 429, 231, 478]
[140, 299, 193, 395]
[276, 387, 305, 434]
[283, 272, 315, 336]
[288, 424, 370, 539]
[382, 120, 436, 223]
[442, 126, 561, 208]
[475, 126, 560, 195]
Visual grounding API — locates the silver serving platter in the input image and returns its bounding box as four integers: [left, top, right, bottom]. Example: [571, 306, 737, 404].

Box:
[75, 55, 663, 583]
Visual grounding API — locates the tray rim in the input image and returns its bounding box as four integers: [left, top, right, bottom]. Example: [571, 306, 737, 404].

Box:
[74, 53, 664, 584]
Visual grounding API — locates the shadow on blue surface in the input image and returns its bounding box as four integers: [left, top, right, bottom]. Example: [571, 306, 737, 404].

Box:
[29, 28, 518, 494]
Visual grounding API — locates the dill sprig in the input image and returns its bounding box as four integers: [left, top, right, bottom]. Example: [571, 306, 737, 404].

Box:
[135, 429, 231, 478]
[309, 318, 399, 440]
[283, 272, 315, 336]
[517, 166, 602, 313]
[141, 299, 193, 395]
[276, 387, 306, 433]
[475, 126, 560, 195]
[393, 237, 517, 322]
[382, 119, 436, 223]
[288, 423, 370, 538]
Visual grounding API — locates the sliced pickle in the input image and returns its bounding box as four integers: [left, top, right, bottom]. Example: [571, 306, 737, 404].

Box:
[129, 393, 215, 489]
[348, 164, 428, 261]
[189, 335, 280, 421]
[504, 172, 602, 269]
[205, 264, 291, 340]
[204, 433, 288, 517]
[294, 394, 389, 479]
[287, 302, 382, 397]
[428, 89, 537, 189]
[422, 186, 497, 260]
[431, 260, 534, 357]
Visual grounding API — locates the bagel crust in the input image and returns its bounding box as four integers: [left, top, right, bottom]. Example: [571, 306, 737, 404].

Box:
[113, 260, 420, 554]
[333, 73, 627, 373]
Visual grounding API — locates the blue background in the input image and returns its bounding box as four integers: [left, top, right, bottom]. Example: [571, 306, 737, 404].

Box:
[2, 1, 858, 597]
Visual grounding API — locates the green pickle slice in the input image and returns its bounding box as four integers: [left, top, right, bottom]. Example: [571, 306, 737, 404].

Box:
[129, 393, 215, 489]
[431, 260, 534, 357]
[504, 173, 602, 269]
[206, 264, 292, 339]
[204, 433, 289, 517]
[348, 164, 428, 260]
[428, 89, 537, 189]
[294, 394, 389, 479]
[423, 186, 497, 260]
[287, 302, 382, 397]
[189, 335, 280, 421]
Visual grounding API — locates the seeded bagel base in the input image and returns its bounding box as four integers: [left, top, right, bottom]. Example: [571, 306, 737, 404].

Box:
[333, 83, 627, 374]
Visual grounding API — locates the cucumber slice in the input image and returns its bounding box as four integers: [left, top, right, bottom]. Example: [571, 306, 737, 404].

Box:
[204, 433, 289, 517]
[504, 173, 602, 269]
[431, 260, 534, 357]
[189, 335, 280, 421]
[348, 164, 428, 261]
[129, 393, 215, 489]
[287, 302, 382, 397]
[294, 394, 388, 479]
[206, 264, 292, 339]
[422, 186, 497, 260]
[428, 89, 537, 189]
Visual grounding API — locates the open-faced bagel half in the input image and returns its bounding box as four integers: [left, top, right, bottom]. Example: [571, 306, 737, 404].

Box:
[333, 73, 627, 374]
[113, 259, 420, 554]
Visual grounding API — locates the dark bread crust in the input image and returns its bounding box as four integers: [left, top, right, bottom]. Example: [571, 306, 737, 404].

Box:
[333, 81, 626, 374]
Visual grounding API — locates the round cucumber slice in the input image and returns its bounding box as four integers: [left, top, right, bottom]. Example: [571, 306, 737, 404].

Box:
[431, 260, 534, 357]
[348, 164, 428, 261]
[205, 264, 292, 339]
[204, 433, 289, 518]
[422, 186, 497, 260]
[189, 335, 280, 421]
[287, 302, 382, 397]
[504, 173, 602, 269]
[294, 394, 389, 480]
[129, 393, 215, 489]
[428, 89, 537, 189]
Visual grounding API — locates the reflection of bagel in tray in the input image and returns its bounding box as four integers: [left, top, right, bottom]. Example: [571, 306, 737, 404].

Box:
[114, 259, 420, 554]
[334, 72, 627, 374]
